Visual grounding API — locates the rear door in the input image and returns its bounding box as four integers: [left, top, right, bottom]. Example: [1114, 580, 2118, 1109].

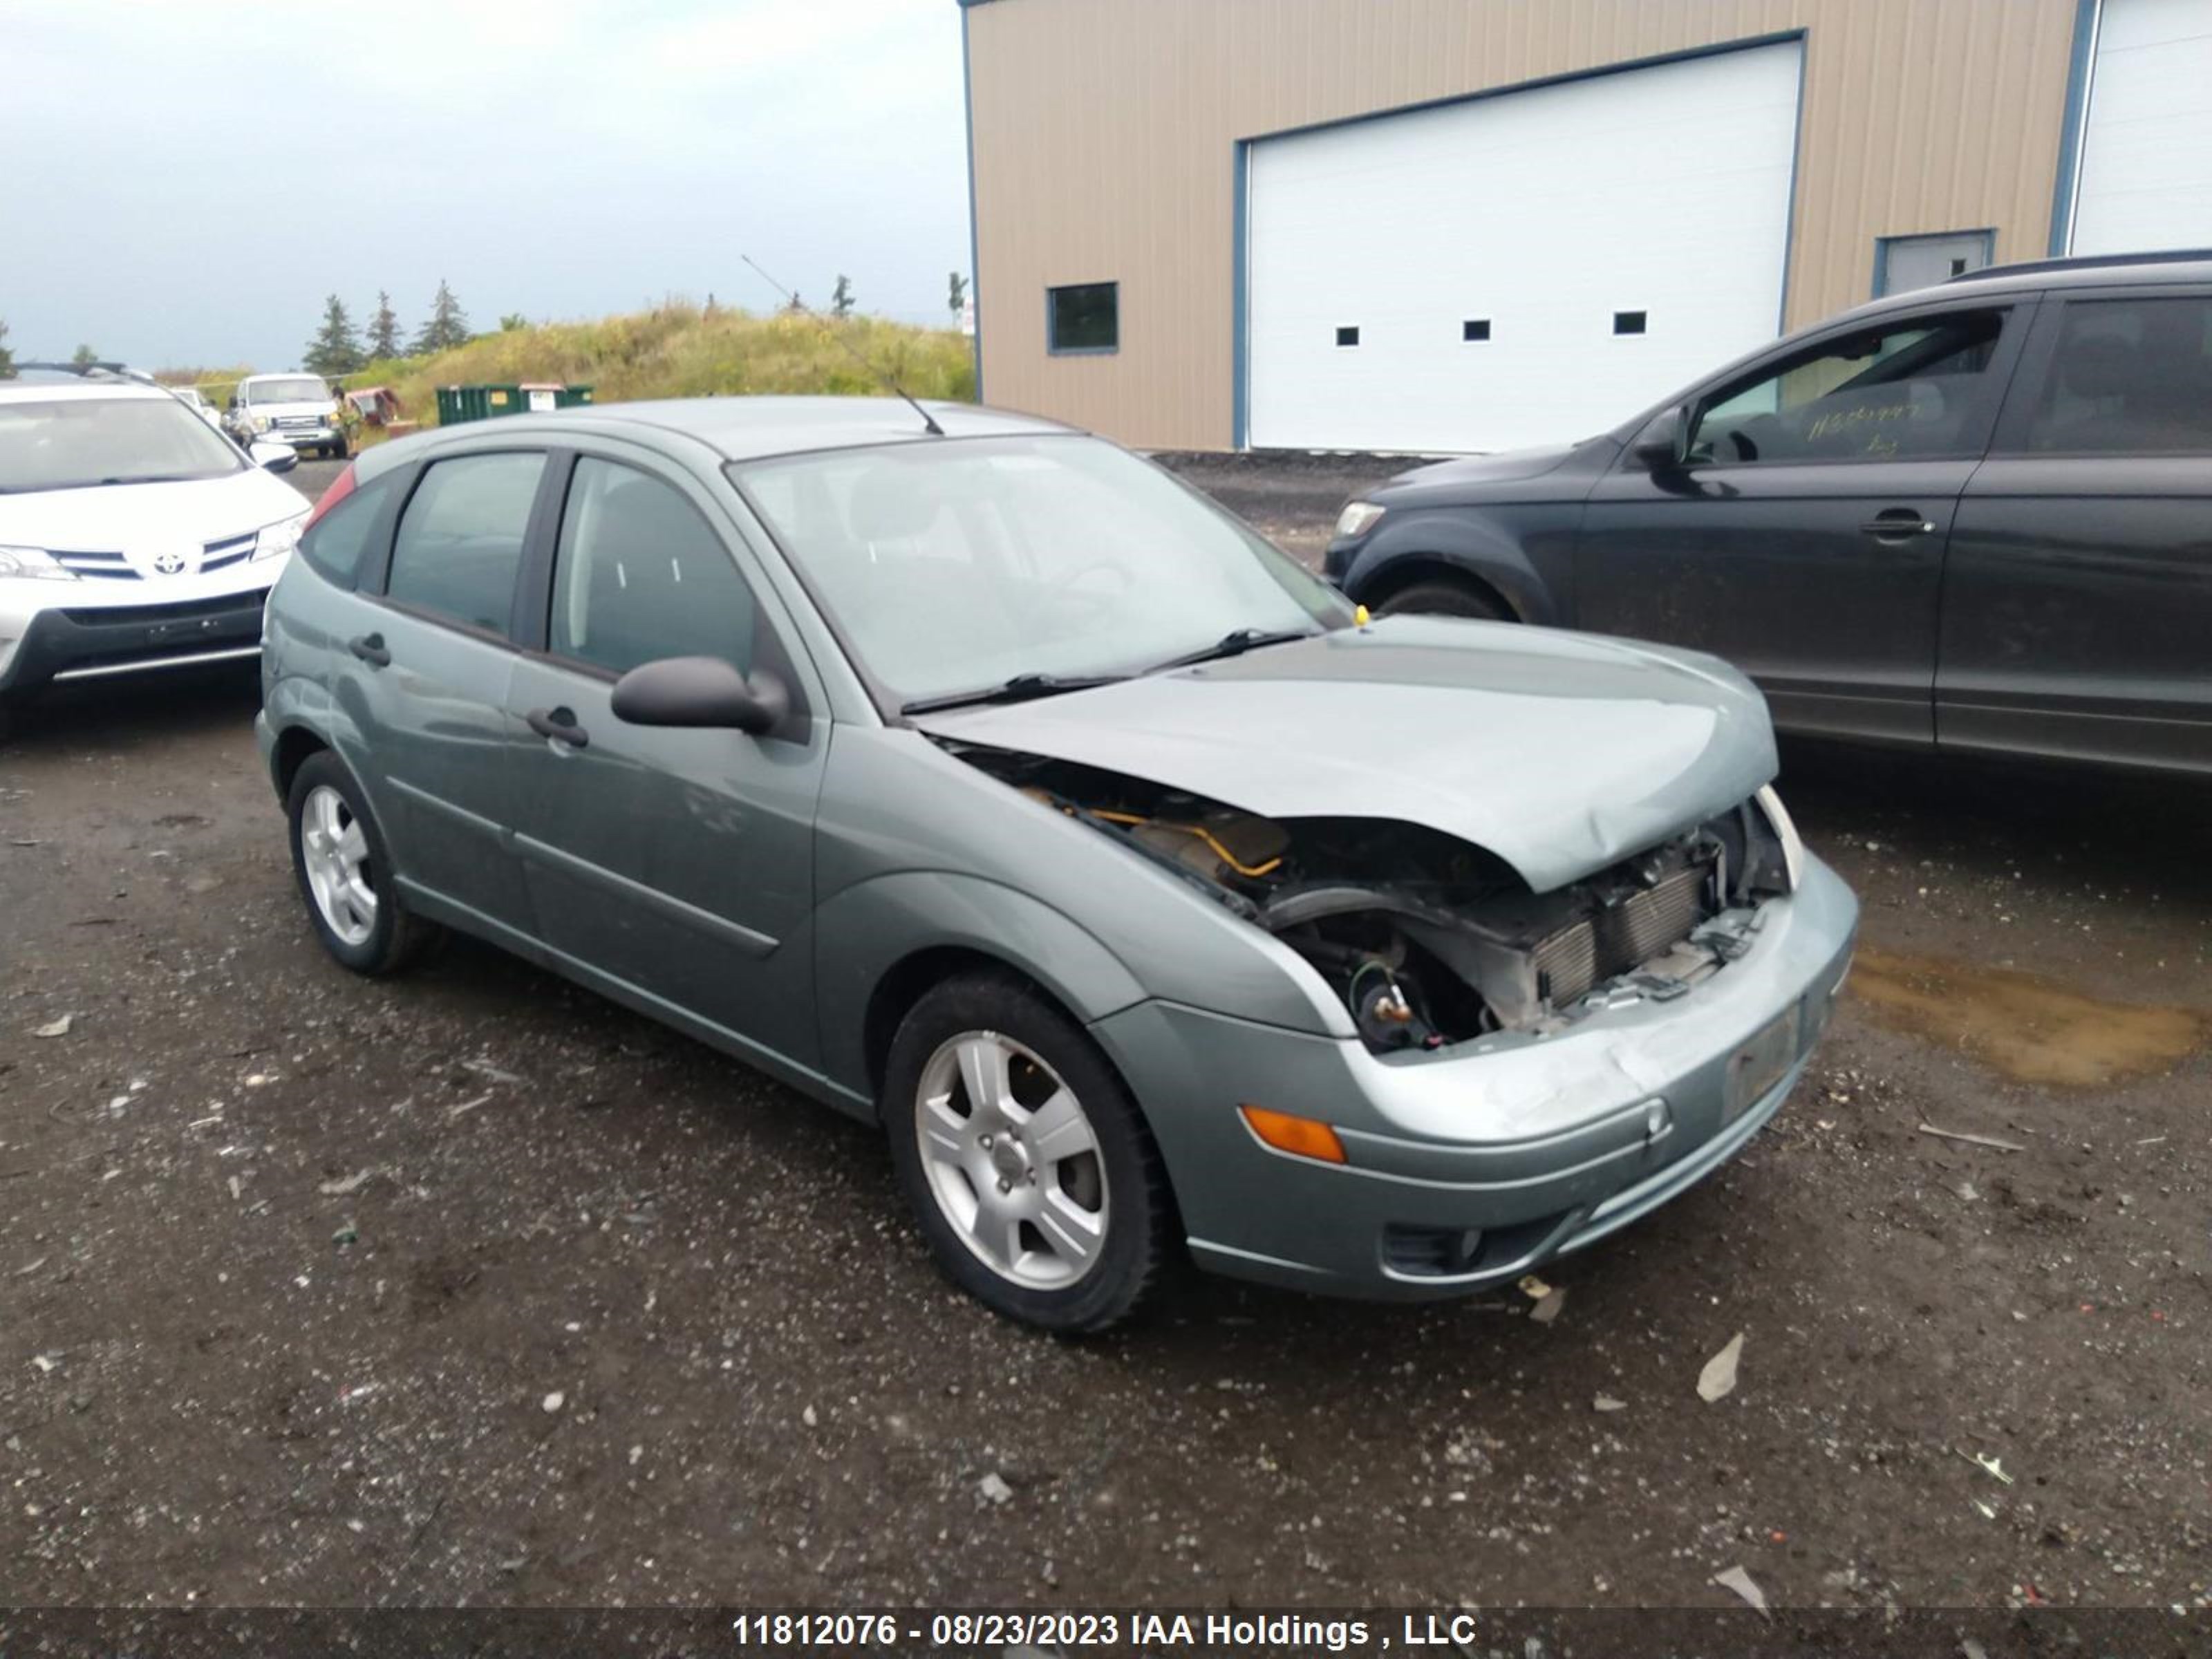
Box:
[1579, 298, 2032, 744]
[349, 447, 553, 936]
[1939, 286, 2212, 773]
[503, 445, 830, 1069]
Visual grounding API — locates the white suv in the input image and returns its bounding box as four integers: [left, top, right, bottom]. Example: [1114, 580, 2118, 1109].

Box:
[0, 375, 311, 722]
[227, 373, 347, 459]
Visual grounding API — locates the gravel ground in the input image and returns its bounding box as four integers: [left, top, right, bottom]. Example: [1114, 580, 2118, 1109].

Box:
[1, 456, 2207, 1614]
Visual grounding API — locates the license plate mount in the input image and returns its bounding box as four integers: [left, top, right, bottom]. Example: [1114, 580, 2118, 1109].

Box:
[1725, 1004, 1801, 1123]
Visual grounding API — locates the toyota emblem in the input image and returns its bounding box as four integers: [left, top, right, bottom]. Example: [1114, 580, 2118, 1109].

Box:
[153, 550, 189, 575]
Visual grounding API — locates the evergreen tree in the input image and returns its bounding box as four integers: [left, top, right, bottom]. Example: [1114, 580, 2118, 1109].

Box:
[71, 343, 97, 368]
[948, 272, 968, 321]
[366, 290, 401, 360]
[411, 280, 469, 355]
[830, 275, 854, 318]
[499, 312, 528, 332]
[303, 294, 364, 378]
[0, 319, 13, 379]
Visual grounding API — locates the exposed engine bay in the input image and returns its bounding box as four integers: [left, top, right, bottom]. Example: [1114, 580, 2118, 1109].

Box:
[941, 740, 1799, 1056]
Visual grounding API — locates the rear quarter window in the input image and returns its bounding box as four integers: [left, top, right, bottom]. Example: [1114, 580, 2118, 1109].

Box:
[297, 473, 397, 587]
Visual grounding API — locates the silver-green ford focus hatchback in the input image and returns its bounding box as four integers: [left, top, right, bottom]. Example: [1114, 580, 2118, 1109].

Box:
[257, 397, 1857, 1332]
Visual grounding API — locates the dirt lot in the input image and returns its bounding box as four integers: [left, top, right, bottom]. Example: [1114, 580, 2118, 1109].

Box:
[1, 457, 2207, 1616]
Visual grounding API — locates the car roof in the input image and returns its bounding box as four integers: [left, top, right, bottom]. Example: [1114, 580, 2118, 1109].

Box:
[0, 378, 175, 404]
[362, 395, 1080, 471]
[1831, 248, 2212, 331]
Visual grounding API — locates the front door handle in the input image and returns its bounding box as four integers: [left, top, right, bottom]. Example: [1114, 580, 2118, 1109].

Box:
[348, 632, 391, 668]
[526, 706, 590, 749]
[1860, 509, 1938, 540]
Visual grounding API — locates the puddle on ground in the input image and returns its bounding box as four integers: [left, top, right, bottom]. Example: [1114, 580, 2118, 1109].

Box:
[1849, 947, 2203, 1088]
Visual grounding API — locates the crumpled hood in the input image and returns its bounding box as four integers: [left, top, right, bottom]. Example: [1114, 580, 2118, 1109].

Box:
[0, 469, 306, 556]
[912, 617, 1777, 892]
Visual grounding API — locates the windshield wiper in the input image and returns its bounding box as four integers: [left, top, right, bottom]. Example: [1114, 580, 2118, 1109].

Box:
[900, 672, 1127, 717]
[1143, 626, 1318, 675]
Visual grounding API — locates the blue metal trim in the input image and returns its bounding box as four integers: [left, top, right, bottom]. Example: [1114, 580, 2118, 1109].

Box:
[960, 3, 983, 400]
[1231, 139, 1250, 449]
[1239, 30, 1808, 148]
[1873, 228, 1998, 299]
[2049, 0, 2101, 256]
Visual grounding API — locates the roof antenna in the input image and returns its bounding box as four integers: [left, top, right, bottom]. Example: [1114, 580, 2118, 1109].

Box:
[739, 254, 944, 436]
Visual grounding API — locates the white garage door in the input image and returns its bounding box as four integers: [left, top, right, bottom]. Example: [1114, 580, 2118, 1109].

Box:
[1244, 41, 1803, 453]
[2069, 0, 2212, 255]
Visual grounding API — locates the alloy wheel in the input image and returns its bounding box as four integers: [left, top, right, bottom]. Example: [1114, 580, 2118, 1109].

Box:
[299, 783, 377, 947]
[914, 1030, 1109, 1289]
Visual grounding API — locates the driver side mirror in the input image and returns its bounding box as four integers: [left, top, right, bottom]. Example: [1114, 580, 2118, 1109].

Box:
[248, 440, 297, 473]
[611, 655, 788, 737]
[1629, 405, 1691, 474]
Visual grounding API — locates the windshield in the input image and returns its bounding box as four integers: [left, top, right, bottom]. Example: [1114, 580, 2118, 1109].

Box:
[734, 435, 1351, 706]
[0, 395, 247, 494]
[244, 377, 332, 406]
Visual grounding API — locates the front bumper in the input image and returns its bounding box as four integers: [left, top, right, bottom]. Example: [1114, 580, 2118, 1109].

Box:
[1090, 856, 1858, 1300]
[0, 582, 274, 695]
[263, 424, 340, 448]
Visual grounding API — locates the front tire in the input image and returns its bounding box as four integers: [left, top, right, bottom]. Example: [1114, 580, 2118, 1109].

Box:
[883, 973, 1170, 1333]
[1373, 578, 1509, 621]
[285, 751, 438, 975]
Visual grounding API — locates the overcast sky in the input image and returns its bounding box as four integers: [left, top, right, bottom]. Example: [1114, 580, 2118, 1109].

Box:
[1, 0, 973, 372]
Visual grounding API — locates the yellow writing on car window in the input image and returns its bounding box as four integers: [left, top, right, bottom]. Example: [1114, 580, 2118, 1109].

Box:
[1806, 401, 1911, 442]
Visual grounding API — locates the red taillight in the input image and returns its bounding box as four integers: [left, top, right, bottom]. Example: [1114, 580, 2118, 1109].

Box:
[301, 462, 357, 534]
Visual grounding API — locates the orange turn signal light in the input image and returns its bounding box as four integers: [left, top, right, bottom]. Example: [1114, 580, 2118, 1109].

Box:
[1238, 1105, 1347, 1165]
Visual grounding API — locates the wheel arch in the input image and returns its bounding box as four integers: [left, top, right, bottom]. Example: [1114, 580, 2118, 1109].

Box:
[1360, 556, 1526, 621]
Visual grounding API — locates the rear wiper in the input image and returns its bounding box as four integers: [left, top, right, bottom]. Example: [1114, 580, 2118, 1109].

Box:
[901, 673, 1126, 716]
[1143, 626, 1318, 674]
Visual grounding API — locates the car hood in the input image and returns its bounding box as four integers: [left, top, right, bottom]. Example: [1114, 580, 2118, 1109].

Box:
[911, 617, 1777, 892]
[1379, 438, 1585, 495]
[0, 469, 306, 554]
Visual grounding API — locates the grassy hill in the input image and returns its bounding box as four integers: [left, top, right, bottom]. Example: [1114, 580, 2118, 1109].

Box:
[338, 303, 975, 434]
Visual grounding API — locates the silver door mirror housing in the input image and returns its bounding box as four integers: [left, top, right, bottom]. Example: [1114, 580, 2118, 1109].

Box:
[249, 440, 299, 474]
[610, 655, 787, 736]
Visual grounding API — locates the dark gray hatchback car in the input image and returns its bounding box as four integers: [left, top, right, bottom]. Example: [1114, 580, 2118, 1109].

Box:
[1327, 251, 2212, 777]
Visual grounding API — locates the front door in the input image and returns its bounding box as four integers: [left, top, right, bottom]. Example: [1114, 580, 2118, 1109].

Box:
[1579, 299, 2032, 744]
[1939, 288, 2212, 773]
[348, 447, 550, 935]
[504, 451, 829, 1069]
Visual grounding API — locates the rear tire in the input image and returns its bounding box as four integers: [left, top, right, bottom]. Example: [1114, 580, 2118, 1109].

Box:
[883, 973, 1170, 1333]
[1373, 578, 1510, 621]
[285, 751, 439, 975]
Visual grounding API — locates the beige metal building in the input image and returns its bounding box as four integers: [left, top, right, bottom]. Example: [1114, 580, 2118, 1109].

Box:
[959, 0, 2212, 452]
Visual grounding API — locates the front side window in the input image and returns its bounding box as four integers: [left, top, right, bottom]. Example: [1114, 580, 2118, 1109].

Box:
[384, 451, 545, 635]
[735, 435, 1348, 708]
[1047, 282, 1118, 353]
[550, 458, 755, 677]
[2021, 297, 2212, 456]
[0, 395, 247, 494]
[1686, 308, 2009, 466]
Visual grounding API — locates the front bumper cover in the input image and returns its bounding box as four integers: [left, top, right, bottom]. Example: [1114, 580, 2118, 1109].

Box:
[1089, 855, 1858, 1300]
[0, 586, 272, 694]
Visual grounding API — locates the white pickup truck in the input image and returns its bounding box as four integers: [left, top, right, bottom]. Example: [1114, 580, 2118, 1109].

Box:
[225, 374, 347, 460]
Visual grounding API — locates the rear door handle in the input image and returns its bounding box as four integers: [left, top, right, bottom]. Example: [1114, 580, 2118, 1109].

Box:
[1860, 509, 1938, 539]
[526, 706, 590, 749]
[348, 632, 391, 668]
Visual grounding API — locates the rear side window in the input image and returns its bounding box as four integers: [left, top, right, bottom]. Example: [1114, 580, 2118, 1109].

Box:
[297, 473, 394, 586]
[385, 452, 546, 635]
[2021, 297, 2212, 456]
[550, 458, 755, 676]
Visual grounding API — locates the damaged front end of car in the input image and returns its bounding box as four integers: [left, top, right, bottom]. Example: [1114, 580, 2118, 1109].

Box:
[937, 741, 1804, 1056]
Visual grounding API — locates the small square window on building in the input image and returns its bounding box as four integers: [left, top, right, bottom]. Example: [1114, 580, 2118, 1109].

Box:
[1047, 281, 1118, 353]
[1613, 310, 1648, 336]
[1462, 318, 1492, 342]
[1335, 325, 1360, 347]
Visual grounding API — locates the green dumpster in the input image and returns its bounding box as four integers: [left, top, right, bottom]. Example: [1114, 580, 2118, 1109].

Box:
[434, 384, 526, 426]
[554, 386, 594, 409]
